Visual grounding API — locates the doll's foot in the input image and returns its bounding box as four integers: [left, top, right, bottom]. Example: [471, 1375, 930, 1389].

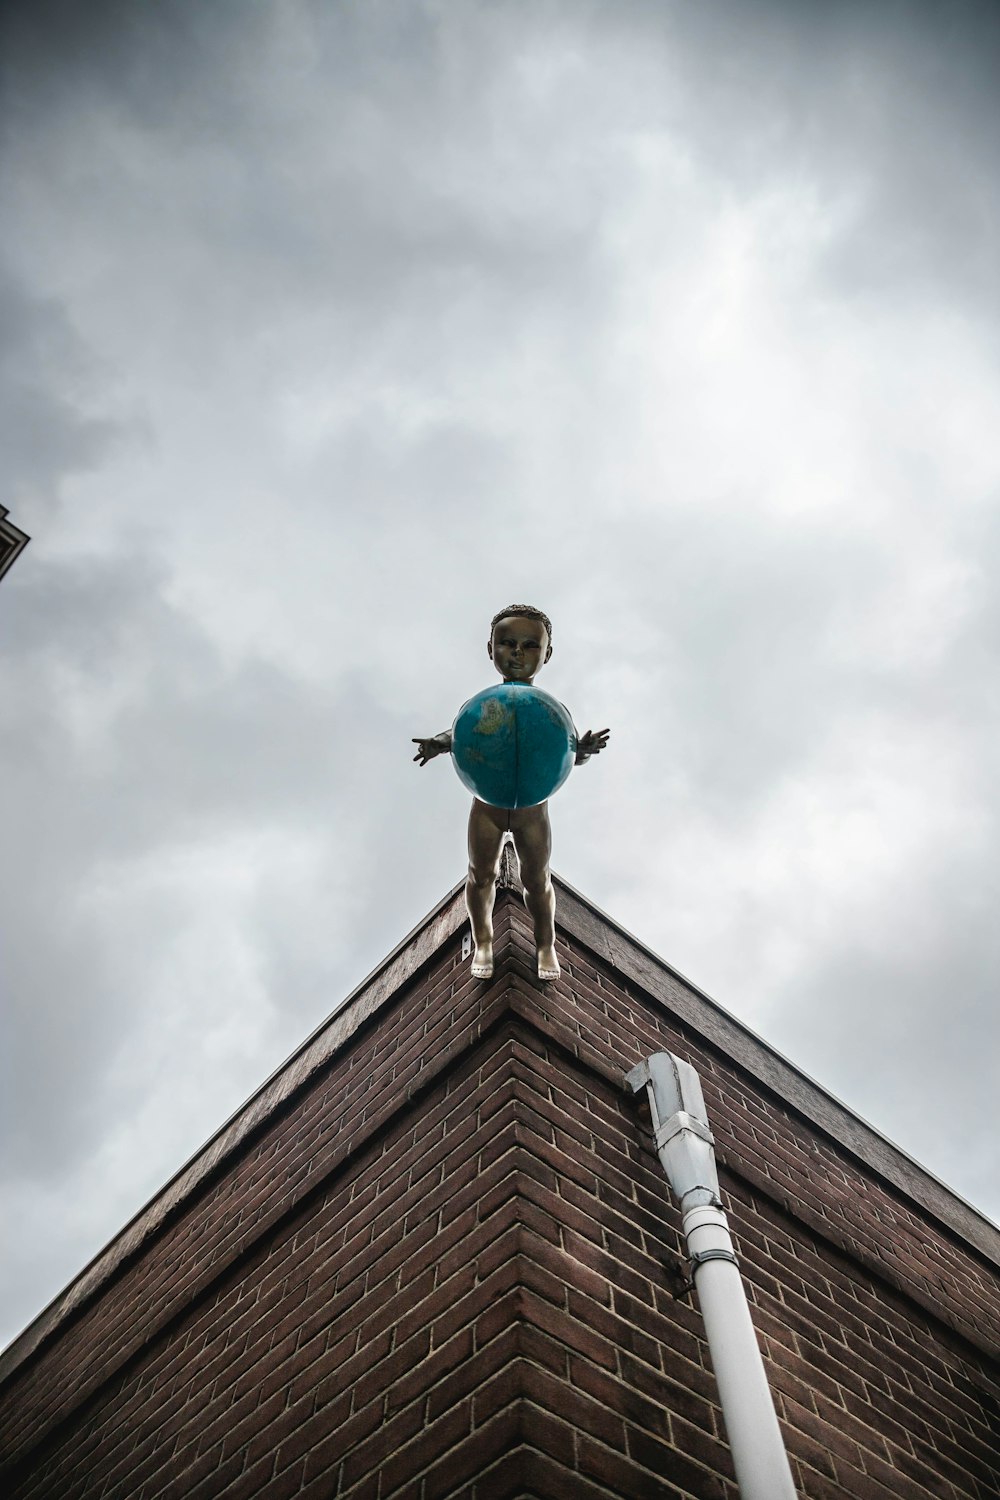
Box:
[471, 943, 494, 979]
[537, 945, 560, 982]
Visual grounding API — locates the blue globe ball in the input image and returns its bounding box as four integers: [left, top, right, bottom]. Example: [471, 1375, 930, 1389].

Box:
[451, 683, 577, 809]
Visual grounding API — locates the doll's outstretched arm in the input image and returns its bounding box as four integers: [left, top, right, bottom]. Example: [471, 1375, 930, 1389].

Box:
[412, 731, 452, 766]
[575, 727, 610, 765]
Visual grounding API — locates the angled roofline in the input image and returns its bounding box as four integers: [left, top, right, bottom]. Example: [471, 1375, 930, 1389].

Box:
[0, 505, 30, 584]
[0, 879, 470, 1379]
[552, 873, 1000, 1266]
[3, 865, 997, 1385]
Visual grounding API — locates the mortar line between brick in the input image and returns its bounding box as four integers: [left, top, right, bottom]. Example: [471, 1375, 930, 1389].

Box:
[10, 868, 996, 1401]
[7, 989, 997, 1485]
[0, 886, 471, 1389]
[0, 995, 533, 1473]
[551, 876, 1000, 1270]
[6, 876, 999, 1481]
[503, 985, 1000, 1367]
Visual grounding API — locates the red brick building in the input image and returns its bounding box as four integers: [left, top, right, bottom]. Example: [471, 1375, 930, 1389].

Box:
[2, 859, 998, 1498]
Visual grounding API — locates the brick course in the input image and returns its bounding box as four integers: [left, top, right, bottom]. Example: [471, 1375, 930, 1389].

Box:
[1, 877, 998, 1498]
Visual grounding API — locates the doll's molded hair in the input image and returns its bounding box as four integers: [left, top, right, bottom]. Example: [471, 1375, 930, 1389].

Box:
[490, 604, 553, 647]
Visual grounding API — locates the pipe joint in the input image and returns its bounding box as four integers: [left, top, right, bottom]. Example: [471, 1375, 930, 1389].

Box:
[654, 1110, 714, 1152]
[679, 1185, 723, 1210]
[683, 1202, 731, 1234]
[654, 1131, 721, 1205]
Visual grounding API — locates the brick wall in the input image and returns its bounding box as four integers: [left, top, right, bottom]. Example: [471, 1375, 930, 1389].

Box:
[1, 882, 998, 1499]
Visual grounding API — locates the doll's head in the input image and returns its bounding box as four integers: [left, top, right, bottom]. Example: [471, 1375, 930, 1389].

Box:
[487, 605, 553, 684]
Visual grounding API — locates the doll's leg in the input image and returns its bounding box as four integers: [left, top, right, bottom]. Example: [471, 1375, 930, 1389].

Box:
[467, 799, 506, 978]
[511, 803, 559, 981]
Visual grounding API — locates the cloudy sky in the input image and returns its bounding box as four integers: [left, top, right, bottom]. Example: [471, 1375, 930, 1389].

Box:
[2, 0, 999, 1349]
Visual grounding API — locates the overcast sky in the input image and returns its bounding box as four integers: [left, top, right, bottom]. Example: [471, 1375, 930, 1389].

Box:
[2, 0, 999, 1350]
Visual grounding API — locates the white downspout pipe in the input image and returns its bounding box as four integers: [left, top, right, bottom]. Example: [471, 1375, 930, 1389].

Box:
[626, 1052, 797, 1500]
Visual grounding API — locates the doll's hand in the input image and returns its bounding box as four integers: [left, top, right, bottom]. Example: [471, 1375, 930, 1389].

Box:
[412, 733, 452, 766]
[575, 728, 610, 765]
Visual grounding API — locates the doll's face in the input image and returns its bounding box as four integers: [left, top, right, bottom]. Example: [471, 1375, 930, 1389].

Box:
[488, 615, 552, 683]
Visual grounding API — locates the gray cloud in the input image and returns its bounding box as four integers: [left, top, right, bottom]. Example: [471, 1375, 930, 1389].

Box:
[2, 0, 999, 1348]
[0, 267, 126, 511]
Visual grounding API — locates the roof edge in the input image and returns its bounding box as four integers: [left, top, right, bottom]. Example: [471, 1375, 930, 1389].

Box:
[0, 879, 468, 1382]
[0, 504, 30, 583]
[551, 873, 1000, 1268]
[5, 861, 997, 1383]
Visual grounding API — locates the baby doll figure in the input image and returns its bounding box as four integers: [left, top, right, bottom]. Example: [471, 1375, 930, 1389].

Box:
[413, 605, 609, 982]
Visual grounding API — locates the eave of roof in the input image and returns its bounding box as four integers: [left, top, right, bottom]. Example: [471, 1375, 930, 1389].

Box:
[553, 872, 1000, 1267]
[3, 862, 997, 1385]
[0, 505, 30, 582]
